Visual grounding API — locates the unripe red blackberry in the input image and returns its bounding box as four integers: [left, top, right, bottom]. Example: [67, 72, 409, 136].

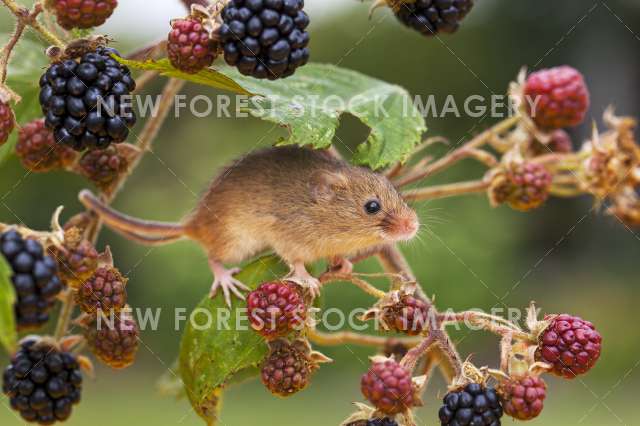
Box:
[39, 47, 136, 151]
[168, 16, 218, 74]
[438, 383, 503, 426]
[75, 266, 127, 314]
[2, 339, 83, 424]
[16, 118, 77, 173]
[84, 312, 139, 369]
[524, 66, 590, 130]
[382, 294, 430, 336]
[361, 358, 419, 415]
[0, 99, 15, 146]
[530, 129, 573, 157]
[49, 227, 98, 287]
[0, 230, 64, 330]
[219, 0, 311, 79]
[77, 144, 130, 192]
[488, 162, 553, 212]
[393, 0, 475, 37]
[261, 339, 318, 397]
[47, 0, 118, 30]
[499, 374, 547, 421]
[535, 314, 602, 378]
[247, 281, 306, 339]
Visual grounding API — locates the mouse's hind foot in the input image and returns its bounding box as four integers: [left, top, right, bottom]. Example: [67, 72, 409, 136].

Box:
[286, 261, 321, 298]
[209, 260, 249, 307]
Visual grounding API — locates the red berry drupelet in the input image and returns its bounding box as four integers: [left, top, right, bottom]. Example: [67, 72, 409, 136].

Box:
[0, 230, 64, 330]
[438, 383, 503, 426]
[75, 266, 127, 314]
[16, 119, 77, 173]
[499, 374, 547, 421]
[85, 313, 139, 369]
[0, 99, 14, 145]
[219, 0, 311, 79]
[260, 339, 314, 397]
[247, 281, 306, 339]
[39, 47, 136, 151]
[361, 358, 419, 415]
[524, 66, 590, 130]
[2, 339, 83, 424]
[394, 0, 475, 37]
[535, 314, 602, 378]
[168, 17, 218, 74]
[47, 0, 119, 30]
[382, 294, 430, 336]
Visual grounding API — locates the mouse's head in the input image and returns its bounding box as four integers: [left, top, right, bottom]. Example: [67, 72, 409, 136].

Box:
[309, 166, 419, 249]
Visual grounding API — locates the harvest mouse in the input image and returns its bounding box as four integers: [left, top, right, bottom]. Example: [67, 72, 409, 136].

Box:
[78, 146, 419, 306]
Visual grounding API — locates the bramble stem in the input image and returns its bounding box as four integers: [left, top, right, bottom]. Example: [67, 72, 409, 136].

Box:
[321, 272, 387, 299]
[0, 10, 28, 84]
[307, 328, 422, 347]
[439, 311, 522, 332]
[394, 115, 519, 187]
[402, 179, 489, 202]
[54, 290, 75, 341]
[1, 0, 65, 48]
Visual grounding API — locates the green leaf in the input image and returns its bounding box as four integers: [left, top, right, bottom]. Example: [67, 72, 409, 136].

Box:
[179, 255, 289, 425]
[0, 254, 17, 355]
[0, 35, 49, 165]
[223, 63, 428, 170]
[113, 57, 254, 96]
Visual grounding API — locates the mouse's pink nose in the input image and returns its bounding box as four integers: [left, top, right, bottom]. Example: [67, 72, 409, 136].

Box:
[387, 213, 419, 241]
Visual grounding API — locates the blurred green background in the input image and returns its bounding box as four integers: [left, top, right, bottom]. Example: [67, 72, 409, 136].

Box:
[2, 0, 640, 425]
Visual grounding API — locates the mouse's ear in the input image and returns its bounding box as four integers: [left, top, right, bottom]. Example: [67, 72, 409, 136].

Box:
[309, 170, 348, 202]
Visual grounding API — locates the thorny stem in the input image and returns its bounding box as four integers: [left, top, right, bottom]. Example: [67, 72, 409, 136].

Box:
[56, 78, 185, 340]
[394, 115, 519, 187]
[320, 272, 387, 299]
[402, 179, 490, 202]
[1, 0, 65, 48]
[439, 311, 522, 332]
[307, 328, 421, 348]
[0, 8, 28, 84]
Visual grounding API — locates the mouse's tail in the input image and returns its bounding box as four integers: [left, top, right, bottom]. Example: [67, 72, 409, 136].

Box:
[78, 189, 186, 245]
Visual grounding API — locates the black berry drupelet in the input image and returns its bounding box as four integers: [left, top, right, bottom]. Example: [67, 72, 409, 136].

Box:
[219, 0, 311, 79]
[394, 0, 474, 37]
[438, 383, 503, 426]
[367, 418, 398, 426]
[39, 47, 137, 151]
[2, 339, 83, 424]
[0, 230, 63, 330]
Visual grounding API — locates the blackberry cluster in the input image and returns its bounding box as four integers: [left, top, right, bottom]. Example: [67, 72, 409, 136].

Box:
[39, 47, 137, 151]
[219, 0, 311, 79]
[261, 339, 313, 397]
[382, 294, 430, 336]
[78, 144, 130, 192]
[85, 313, 139, 369]
[438, 383, 503, 426]
[499, 374, 547, 421]
[49, 227, 98, 287]
[75, 266, 127, 314]
[394, 0, 475, 37]
[168, 17, 218, 74]
[0, 230, 63, 330]
[48, 0, 119, 30]
[535, 314, 602, 378]
[361, 358, 418, 415]
[247, 281, 306, 339]
[2, 339, 83, 424]
[0, 99, 14, 145]
[16, 118, 77, 173]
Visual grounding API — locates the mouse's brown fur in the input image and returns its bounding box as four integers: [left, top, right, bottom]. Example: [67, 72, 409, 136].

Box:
[79, 146, 419, 304]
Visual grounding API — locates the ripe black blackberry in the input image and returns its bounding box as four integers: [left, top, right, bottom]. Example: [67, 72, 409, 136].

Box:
[219, 0, 311, 80]
[0, 230, 63, 330]
[367, 418, 398, 426]
[39, 47, 137, 151]
[394, 0, 474, 37]
[438, 383, 503, 426]
[2, 339, 83, 424]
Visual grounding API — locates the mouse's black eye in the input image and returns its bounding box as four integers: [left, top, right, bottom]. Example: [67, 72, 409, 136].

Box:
[364, 199, 381, 215]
